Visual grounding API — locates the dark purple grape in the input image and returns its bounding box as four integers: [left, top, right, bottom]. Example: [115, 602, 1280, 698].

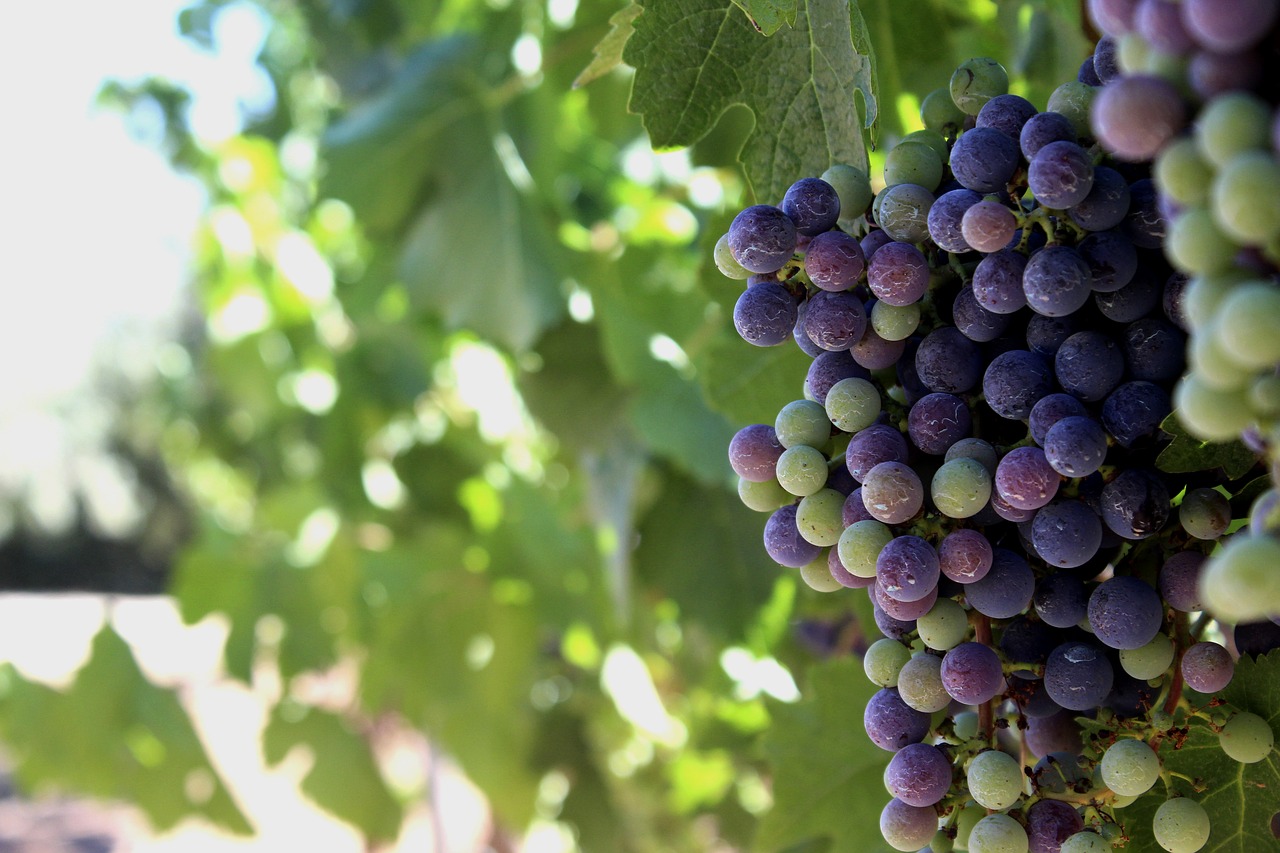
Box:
[1088, 576, 1164, 649]
[803, 230, 865, 291]
[1035, 573, 1090, 629]
[1091, 75, 1186, 162]
[803, 290, 867, 351]
[868, 241, 930, 306]
[1023, 246, 1093, 317]
[1122, 179, 1166, 249]
[874, 603, 918, 641]
[1021, 111, 1077, 161]
[864, 687, 932, 751]
[845, 423, 910, 482]
[1044, 416, 1109, 478]
[885, 742, 953, 807]
[972, 249, 1029, 314]
[917, 327, 983, 394]
[1100, 468, 1170, 540]
[950, 127, 1021, 193]
[842, 487, 874, 526]
[1189, 49, 1264, 99]
[1027, 314, 1078, 358]
[1159, 551, 1205, 612]
[764, 504, 822, 568]
[1096, 268, 1161, 323]
[1000, 615, 1058, 678]
[927, 188, 983, 252]
[1101, 381, 1171, 447]
[996, 446, 1061, 511]
[877, 535, 941, 603]
[1026, 711, 1083, 757]
[1078, 229, 1138, 293]
[728, 204, 798, 273]
[1056, 331, 1124, 402]
[782, 176, 841, 235]
[1181, 641, 1234, 692]
[1093, 36, 1121, 83]
[977, 93, 1039, 140]
[1163, 272, 1191, 331]
[806, 350, 872, 404]
[1027, 799, 1085, 853]
[729, 424, 784, 482]
[965, 548, 1035, 618]
[861, 228, 893, 260]
[908, 392, 971, 455]
[1044, 641, 1114, 711]
[1108, 670, 1160, 718]
[874, 576, 939, 620]
[1028, 141, 1095, 209]
[953, 283, 1012, 342]
[851, 324, 907, 370]
[941, 642, 1006, 705]
[938, 528, 993, 584]
[1234, 620, 1280, 656]
[1121, 317, 1185, 382]
[1033, 499, 1104, 568]
[1029, 393, 1089, 445]
[1069, 166, 1130, 231]
[734, 282, 799, 346]
[984, 350, 1054, 420]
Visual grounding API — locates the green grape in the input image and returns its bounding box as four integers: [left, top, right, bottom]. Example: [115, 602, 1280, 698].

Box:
[953, 711, 980, 742]
[1047, 80, 1096, 139]
[1100, 738, 1161, 797]
[877, 182, 935, 243]
[1174, 373, 1253, 442]
[1182, 270, 1249, 332]
[775, 399, 833, 449]
[1142, 47, 1188, 81]
[931, 457, 993, 519]
[1249, 373, 1280, 419]
[1188, 329, 1252, 391]
[798, 551, 842, 592]
[714, 232, 751, 279]
[1166, 207, 1238, 276]
[825, 377, 881, 433]
[1178, 488, 1232, 541]
[1119, 632, 1175, 680]
[1219, 711, 1276, 764]
[1211, 152, 1280, 245]
[921, 86, 966, 135]
[917, 597, 969, 651]
[1155, 137, 1215, 207]
[904, 128, 950, 163]
[864, 637, 912, 687]
[953, 802, 986, 851]
[968, 813, 1028, 853]
[1200, 532, 1280, 623]
[931, 828, 956, 853]
[966, 749, 1024, 811]
[738, 477, 792, 512]
[1060, 831, 1110, 853]
[795, 488, 845, 546]
[945, 437, 998, 474]
[1152, 709, 1175, 732]
[898, 652, 950, 713]
[775, 444, 829, 496]
[1196, 91, 1271, 169]
[822, 163, 874, 222]
[837, 518, 894, 578]
[1214, 282, 1280, 371]
[884, 140, 943, 190]
[1152, 798, 1210, 853]
[1116, 32, 1150, 75]
[950, 57, 1008, 116]
[872, 300, 922, 341]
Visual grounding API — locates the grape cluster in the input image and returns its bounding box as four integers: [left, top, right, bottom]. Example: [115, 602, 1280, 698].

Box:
[718, 50, 1278, 853]
[1082, 0, 1280, 629]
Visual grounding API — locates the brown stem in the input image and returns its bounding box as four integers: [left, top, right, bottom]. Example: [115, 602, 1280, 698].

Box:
[976, 613, 995, 745]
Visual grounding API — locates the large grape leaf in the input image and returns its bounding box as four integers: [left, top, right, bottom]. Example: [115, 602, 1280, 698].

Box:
[1118, 651, 1280, 853]
[757, 656, 892, 853]
[730, 0, 798, 36]
[575, 3, 644, 88]
[624, 0, 872, 202]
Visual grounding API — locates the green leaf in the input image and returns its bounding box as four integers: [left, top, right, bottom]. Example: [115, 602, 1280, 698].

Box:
[624, 0, 871, 202]
[757, 656, 892, 853]
[697, 331, 813, 425]
[730, 0, 799, 36]
[575, 3, 644, 88]
[1157, 413, 1261, 482]
[1116, 652, 1280, 853]
[0, 627, 251, 834]
[264, 704, 403, 841]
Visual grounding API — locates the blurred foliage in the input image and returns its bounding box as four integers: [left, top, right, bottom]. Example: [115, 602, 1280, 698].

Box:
[0, 0, 1089, 849]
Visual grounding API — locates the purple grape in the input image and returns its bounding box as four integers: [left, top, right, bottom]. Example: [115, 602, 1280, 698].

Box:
[1100, 468, 1170, 540]
[950, 127, 1021, 193]
[782, 176, 841, 235]
[1088, 0, 1138, 35]
[996, 446, 1061, 511]
[984, 350, 1054, 420]
[842, 487, 875, 526]
[845, 423, 910, 482]
[917, 327, 983, 394]
[952, 283, 1012, 343]
[806, 350, 872, 404]
[829, 547, 874, 589]
[1000, 615, 1058, 679]
[1028, 141, 1095, 209]
[1044, 415, 1109, 478]
[1033, 499, 1104, 568]
[864, 687, 931, 751]
[1093, 36, 1121, 84]
[1026, 711, 1083, 757]
[1182, 0, 1278, 52]
[1122, 179, 1165, 249]
[977, 94, 1039, 140]
[862, 461, 925, 524]
[851, 324, 907, 370]
[874, 576, 939, 621]
[803, 230, 865, 291]
[1021, 111, 1077, 161]
[734, 281, 799, 346]
[1023, 245, 1093, 317]
[1189, 49, 1264, 99]
[927, 188, 983, 252]
[874, 603, 918, 641]
[908, 392, 972, 456]
[1027, 799, 1084, 853]
[877, 535, 941, 603]
[965, 548, 1036, 618]
[1101, 381, 1172, 447]
[1035, 573, 1090, 629]
[1088, 575, 1164, 650]
[1044, 641, 1114, 711]
[1056, 331, 1124, 402]
[728, 204, 798, 273]
[803, 290, 867, 351]
[1078, 228, 1138, 293]
[972, 249, 1029, 314]
[884, 742, 953, 807]
[1027, 314, 1078, 358]
[1069, 166, 1130, 231]
[861, 228, 893, 260]
[879, 798, 939, 851]
[1091, 75, 1186, 162]
[939, 529, 994, 584]
[729, 424, 784, 482]
[1121, 317, 1185, 383]
[1029, 393, 1088, 446]
[1181, 641, 1234, 692]
[1096, 265, 1162, 321]
[763, 504, 822, 568]
[1159, 551, 1205, 612]
[868, 241, 931, 306]
[941, 642, 1006, 705]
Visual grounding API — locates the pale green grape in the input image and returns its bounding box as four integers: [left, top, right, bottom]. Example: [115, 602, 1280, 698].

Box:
[952, 802, 986, 851]
[1188, 329, 1251, 391]
[738, 477, 792, 512]
[1060, 831, 1110, 853]
[1214, 282, 1280, 371]
[1174, 373, 1253, 442]
[872, 300, 922, 341]
[968, 813, 1028, 853]
[714, 232, 751, 279]
[864, 637, 912, 688]
[837, 519, 893, 578]
[885, 140, 943, 190]
[821, 163, 873, 222]
[898, 652, 950, 713]
[1211, 151, 1280, 245]
[798, 552, 842, 592]
[1100, 738, 1161, 797]
[931, 457, 993, 519]
[795, 488, 846, 546]
[825, 377, 881, 433]
[1119, 632, 1175, 680]
[1152, 798, 1210, 853]
[903, 129, 950, 163]
[1155, 136, 1214, 207]
[1196, 92, 1271, 169]
[917, 597, 969, 651]
[1166, 207, 1238, 276]
[1047, 81, 1095, 139]
[966, 749, 1024, 811]
[1200, 532, 1280, 623]
[775, 444, 829, 496]
[953, 711, 980, 742]
[775, 399, 832, 449]
[1219, 711, 1276, 764]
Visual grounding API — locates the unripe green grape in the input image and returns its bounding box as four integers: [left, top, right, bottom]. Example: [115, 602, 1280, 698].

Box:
[1152, 797, 1210, 853]
[1152, 709, 1175, 732]
[950, 58, 1008, 116]
[795, 488, 846, 546]
[837, 518, 893, 578]
[877, 182, 935, 243]
[953, 802, 986, 851]
[1060, 832, 1110, 853]
[1196, 92, 1271, 169]
[738, 477, 792, 512]
[1188, 329, 1252, 391]
[825, 377, 881, 433]
[1249, 374, 1280, 419]
[931, 828, 956, 853]
[917, 597, 969, 651]
[952, 711, 979, 742]
[1155, 137, 1214, 207]
[1100, 738, 1161, 797]
[1174, 373, 1253, 441]
[1179, 488, 1232, 541]
[920, 87, 967, 135]
[968, 812, 1028, 853]
[898, 652, 950, 713]
[1047, 81, 1096, 139]
[1142, 47, 1187, 82]
[931, 457, 993, 519]
[1116, 32, 1150, 75]
[865, 637, 912, 687]
[822, 163, 874, 221]
[775, 399, 832, 449]
[1219, 711, 1276, 764]
[1211, 151, 1280, 245]
[1166, 207, 1238, 276]
[967, 749, 1025, 811]
[775, 444, 829, 496]
[798, 551, 842, 592]
[1199, 533, 1280, 623]
[1182, 270, 1249, 332]
[1214, 282, 1280, 370]
[904, 129, 950, 163]
[885, 140, 943, 190]
[1119, 632, 1175, 680]
[945, 437, 998, 474]
[714, 232, 751, 279]
[872, 300, 922, 341]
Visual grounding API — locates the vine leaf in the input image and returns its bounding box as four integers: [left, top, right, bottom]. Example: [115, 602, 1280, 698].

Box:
[574, 3, 643, 88]
[624, 0, 873, 202]
[730, 0, 799, 36]
[1156, 413, 1260, 482]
